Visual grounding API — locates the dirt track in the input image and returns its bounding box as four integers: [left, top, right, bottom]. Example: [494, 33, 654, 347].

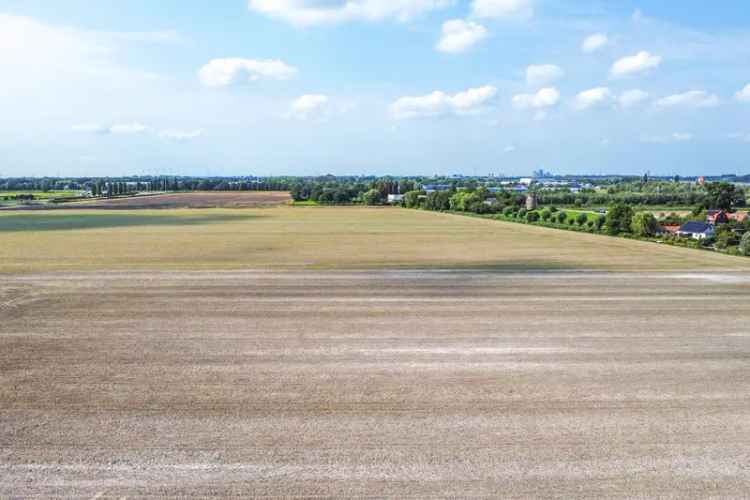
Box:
[2, 271, 750, 498]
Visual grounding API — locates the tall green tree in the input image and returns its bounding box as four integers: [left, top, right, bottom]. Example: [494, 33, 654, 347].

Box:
[739, 232, 750, 256]
[631, 212, 659, 237]
[705, 182, 743, 210]
[605, 203, 634, 235]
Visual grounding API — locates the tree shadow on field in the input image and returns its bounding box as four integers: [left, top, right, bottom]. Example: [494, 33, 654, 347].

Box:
[0, 213, 261, 232]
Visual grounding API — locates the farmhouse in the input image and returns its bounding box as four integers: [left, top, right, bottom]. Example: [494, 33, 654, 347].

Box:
[677, 221, 715, 240]
[707, 210, 730, 225]
[387, 194, 404, 204]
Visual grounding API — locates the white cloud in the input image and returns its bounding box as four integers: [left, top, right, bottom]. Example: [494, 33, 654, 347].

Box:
[109, 123, 150, 135]
[642, 132, 693, 144]
[610, 51, 662, 78]
[526, 64, 563, 87]
[0, 13, 163, 91]
[390, 85, 497, 120]
[471, 0, 533, 20]
[247, 0, 453, 27]
[199, 58, 297, 87]
[736, 84, 750, 102]
[71, 124, 109, 134]
[73, 123, 150, 135]
[656, 90, 719, 108]
[618, 89, 649, 108]
[672, 132, 693, 141]
[512, 87, 560, 109]
[436, 19, 488, 54]
[159, 129, 203, 141]
[287, 94, 330, 120]
[574, 87, 614, 110]
[582, 33, 608, 53]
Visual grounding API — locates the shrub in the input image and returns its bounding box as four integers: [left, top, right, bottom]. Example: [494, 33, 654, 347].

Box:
[526, 212, 540, 223]
[541, 209, 552, 221]
[606, 203, 635, 235]
[517, 208, 528, 219]
[556, 211, 567, 224]
[630, 212, 659, 237]
[739, 232, 750, 256]
[502, 206, 515, 217]
[576, 213, 589, 226]
[361, 189, 383, 206]
[595, 214, 606, 231]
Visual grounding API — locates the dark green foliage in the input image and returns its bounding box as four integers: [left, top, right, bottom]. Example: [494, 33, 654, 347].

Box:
[362, 189, 383, 206]
[576, 213, 588, 226]
[605, 203, 635, 235]
[705, 182, 745, 210]
[630, 212, 659, 237]
[739, 232, 750, 256]
[425, 191, 452, 211]
[403, 190, 423, 208]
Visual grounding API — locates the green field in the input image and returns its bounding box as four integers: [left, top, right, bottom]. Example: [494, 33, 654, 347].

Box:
[0, 190, 85, 207]
[0, 190, 83, 199]
[2, 206, 749, 273]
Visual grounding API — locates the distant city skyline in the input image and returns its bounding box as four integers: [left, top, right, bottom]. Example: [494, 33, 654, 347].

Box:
[1, 0, 750, 177]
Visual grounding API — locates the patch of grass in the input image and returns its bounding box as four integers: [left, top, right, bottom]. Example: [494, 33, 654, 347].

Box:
[0, 191, 82, 200]
[291, 200, 321, 207]
[0, 212, 257, 232]
[2, 206, 750, 274]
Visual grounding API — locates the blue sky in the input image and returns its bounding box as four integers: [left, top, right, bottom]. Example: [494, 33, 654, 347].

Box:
[1, 0, 749, 177]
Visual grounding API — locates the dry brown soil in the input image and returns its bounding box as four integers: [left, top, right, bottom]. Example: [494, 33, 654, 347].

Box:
[2, 271, 750, 498]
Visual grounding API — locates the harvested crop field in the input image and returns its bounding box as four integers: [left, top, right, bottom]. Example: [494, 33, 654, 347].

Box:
[37, 191, 292, 210]
[2, 271, 750, 498]
[3, 207, 750, 273]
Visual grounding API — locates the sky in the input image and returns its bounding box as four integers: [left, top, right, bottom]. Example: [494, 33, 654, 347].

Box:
[1, 0, 750, 177]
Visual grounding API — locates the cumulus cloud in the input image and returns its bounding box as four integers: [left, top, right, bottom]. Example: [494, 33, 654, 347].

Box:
[736, 84, 750, 102]
[582, 33, 608, 53]
[618, 89, 649, 108]
[436, 19, 489, 54]
[74, 123, 204, 141]
[471, 0, 533, 20]
[574, 87, 614, 110]
[656, 90, 719, 109]
[71, 124, 109, 134]
[512, 87, 560, 110]
[390, 85, 497, 120]
[247, 0, 453, 27]
[610, 51, 662, 78]
[642, 132, 693, 144]
[0, 13, 164, 92]
[109, 123, 150, 135]
[199, 58, 297, 87]
[73, 123, 150, 135]
[287, 94, 330, 120]
[526, 64, 563, 87]
[159, 129, 203, 141]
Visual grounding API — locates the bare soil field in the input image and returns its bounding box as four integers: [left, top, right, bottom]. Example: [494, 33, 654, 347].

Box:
[2, 271, 750, 498]
[40, 191, 292, 210]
